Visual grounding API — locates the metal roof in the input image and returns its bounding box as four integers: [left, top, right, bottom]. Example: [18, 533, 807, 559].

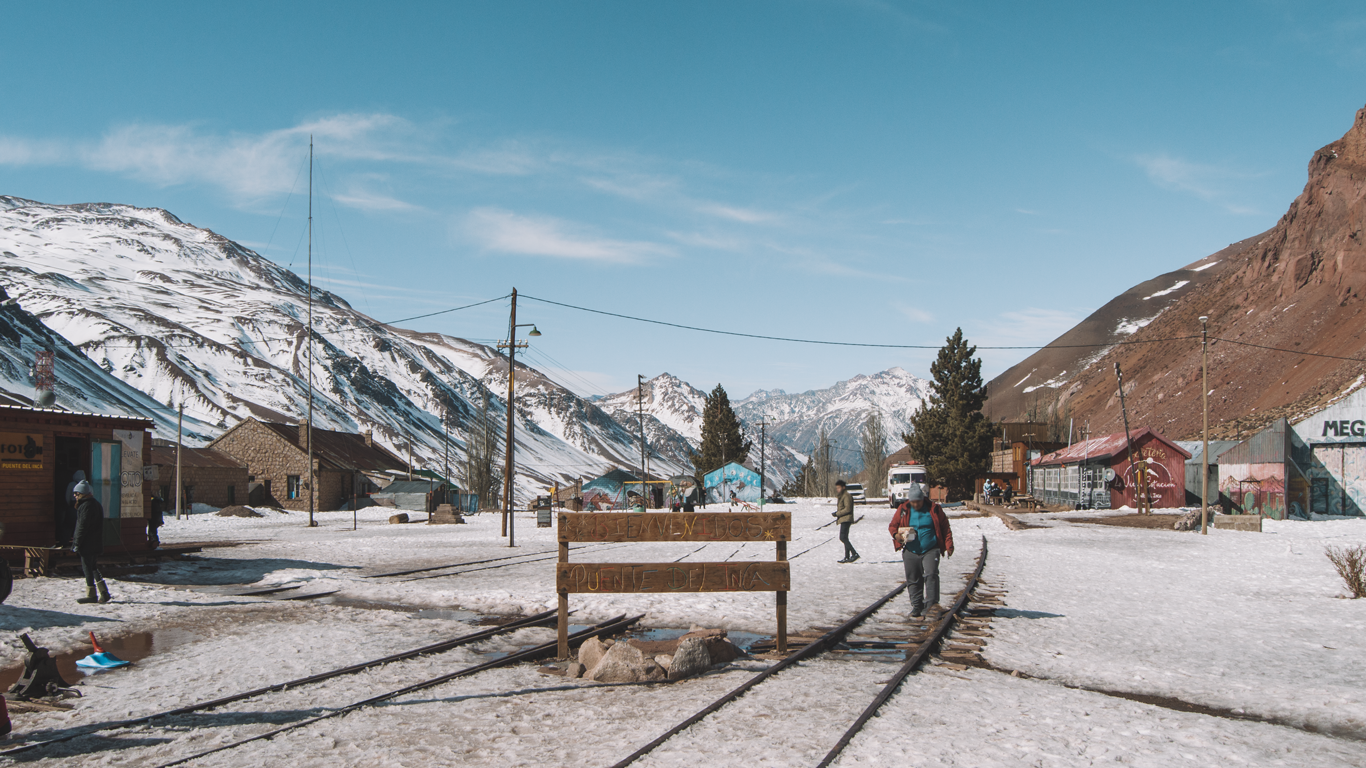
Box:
[1033, 427, 1190, 467]
[375, 479, 446, 494]
[251, 421, 409, 473]
[149, 445, 246, 469]
[1174, 440, 1242, 465]
[0, 402, 154, 426]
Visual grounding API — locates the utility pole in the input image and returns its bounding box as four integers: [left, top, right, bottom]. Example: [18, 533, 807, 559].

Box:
[175, 400, 183, 520]
[1200, 316, 1210, 535]
[759, 418, 766, 507]
[306, 135, 316, 528]
[638, 374, 647, 505]
[1114, 363, 1143, 514]
[497, 288, 539, 547]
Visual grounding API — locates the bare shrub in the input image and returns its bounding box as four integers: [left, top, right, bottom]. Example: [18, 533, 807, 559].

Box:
[1325, 544, 1366, 598]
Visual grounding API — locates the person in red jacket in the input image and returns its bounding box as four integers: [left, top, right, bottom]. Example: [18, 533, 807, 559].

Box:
[888, 484, 954, 618]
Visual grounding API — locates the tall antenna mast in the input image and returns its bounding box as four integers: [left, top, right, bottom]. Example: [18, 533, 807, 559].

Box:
[307, 136, 316, 528]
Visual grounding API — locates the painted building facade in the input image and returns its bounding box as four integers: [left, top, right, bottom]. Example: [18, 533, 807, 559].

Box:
[1291, 388, 1366, 516]
[704, 462, 763, 504]
[1031, 428, 1190, 510]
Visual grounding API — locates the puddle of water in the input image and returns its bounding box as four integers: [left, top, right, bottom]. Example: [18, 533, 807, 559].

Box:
[0, 628, 199, 690]
[415, 608, 482, 622]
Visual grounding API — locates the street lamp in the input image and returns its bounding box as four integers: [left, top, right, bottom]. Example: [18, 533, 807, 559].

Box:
[1200, 315, 1210, 535]
[498, 288, 541, 548]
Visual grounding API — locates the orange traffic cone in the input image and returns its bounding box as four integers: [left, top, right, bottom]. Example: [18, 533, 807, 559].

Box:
[89, 632, 105, 654]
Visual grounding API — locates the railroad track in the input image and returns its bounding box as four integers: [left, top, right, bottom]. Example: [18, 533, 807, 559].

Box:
[607, 535, 989, 767]
[0, 611, 640, 765]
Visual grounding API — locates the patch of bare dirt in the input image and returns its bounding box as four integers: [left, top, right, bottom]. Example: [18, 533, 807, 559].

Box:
[1063, 514, 1183, 529]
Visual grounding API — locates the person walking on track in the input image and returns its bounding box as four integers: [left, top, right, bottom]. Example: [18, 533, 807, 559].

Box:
[888, 484, 953, 618]
[833, 479, 859, 563]
[71, 480, 111, 605]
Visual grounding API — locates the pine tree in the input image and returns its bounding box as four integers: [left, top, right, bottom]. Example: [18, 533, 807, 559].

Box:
[903, 328, 994, 500]
[689, 384, 751, 477]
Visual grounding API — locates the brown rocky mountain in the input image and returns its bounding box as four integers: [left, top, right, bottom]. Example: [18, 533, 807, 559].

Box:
[989, 104, 1366, 442]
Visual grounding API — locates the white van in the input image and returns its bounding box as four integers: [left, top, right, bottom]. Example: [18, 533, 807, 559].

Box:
[886, 464, 928, 505]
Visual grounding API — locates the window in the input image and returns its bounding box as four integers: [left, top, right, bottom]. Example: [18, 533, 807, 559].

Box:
[227, 485, 236, 506]
[160, 484, 170, 501]
[287, 475, 301, 500]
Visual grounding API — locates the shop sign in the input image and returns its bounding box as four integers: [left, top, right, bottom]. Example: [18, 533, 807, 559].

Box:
[0, 432, 44, 469]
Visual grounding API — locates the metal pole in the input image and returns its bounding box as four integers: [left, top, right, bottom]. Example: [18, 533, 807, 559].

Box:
[1114, 363, 1138, 511]
[503, 289, 518, 546]
[1200, 316, 1210, 535]
[307, 136, 316, 528]
[638, 374, 647, 504]
[760, 419, 766, 508]
[175, 400, 183, 520]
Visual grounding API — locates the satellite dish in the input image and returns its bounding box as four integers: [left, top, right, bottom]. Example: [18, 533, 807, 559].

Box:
[34, 389, 55, 407]
[1104, 468, 1117, 481]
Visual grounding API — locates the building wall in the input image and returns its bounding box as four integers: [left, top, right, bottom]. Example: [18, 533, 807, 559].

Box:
[0, 409, 149, 550]
[1108, 434, 1187, 509]
[1291, 388, 1366, 517]
[154, 465, 250, 509]
[211, 420, 323, 511]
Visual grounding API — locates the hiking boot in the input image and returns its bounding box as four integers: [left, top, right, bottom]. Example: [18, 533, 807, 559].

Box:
[846, 553, 860, 563]
[77, 586, 98, 604]
[837, 556, 849, 564]
[910, 605, 924, 618]
[96, 579, 111, 604]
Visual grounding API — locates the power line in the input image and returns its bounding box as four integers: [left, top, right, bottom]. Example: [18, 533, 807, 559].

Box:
[1211, 337, 1366, 363]
[520, 293, 1199, 351]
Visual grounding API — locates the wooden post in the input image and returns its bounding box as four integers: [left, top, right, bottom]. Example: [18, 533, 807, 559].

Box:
[776, 539, 787, 654]
[558, 537, 570, 659]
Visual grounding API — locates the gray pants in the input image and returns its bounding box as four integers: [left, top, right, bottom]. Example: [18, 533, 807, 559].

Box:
[902, 546, 941, 612]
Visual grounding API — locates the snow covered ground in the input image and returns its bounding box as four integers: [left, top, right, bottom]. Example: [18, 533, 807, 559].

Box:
[0, 500, 1362, 766]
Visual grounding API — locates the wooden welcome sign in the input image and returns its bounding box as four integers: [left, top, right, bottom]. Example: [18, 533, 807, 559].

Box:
[556, 511, 792, 658]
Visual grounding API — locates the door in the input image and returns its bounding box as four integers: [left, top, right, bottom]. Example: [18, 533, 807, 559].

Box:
[90, 441, 122, 546]
[1312, 478, 1329, 515]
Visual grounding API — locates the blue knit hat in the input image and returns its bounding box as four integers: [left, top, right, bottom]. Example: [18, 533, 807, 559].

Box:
[73, 480, 93, 496]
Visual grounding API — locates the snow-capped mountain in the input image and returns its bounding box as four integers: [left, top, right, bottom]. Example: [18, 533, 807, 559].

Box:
[0, 196, 685, 497]
[598, 368, 934, 482]
[735, 367, 932, 469]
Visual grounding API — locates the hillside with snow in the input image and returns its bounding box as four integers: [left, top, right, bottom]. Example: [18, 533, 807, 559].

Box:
[0, 196, 935, 497]
[0, 197, 685, 497]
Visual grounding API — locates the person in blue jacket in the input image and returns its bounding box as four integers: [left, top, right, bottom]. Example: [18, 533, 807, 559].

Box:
[888, 484, 953, 618]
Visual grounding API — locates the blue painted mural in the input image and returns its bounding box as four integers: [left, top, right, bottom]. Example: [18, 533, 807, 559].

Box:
[704, 462, 762, 504]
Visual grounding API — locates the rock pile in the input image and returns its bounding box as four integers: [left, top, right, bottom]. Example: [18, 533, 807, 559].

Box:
[568, 628, 744, 682]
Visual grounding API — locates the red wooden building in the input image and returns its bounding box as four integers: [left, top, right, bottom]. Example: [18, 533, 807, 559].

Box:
[1031, 428, 1191, 510]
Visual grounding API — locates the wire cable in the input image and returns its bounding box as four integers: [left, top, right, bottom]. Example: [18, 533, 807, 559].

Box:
[520, 293, 1202, 351]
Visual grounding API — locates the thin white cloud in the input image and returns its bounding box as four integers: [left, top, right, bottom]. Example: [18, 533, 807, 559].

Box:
[1132, 152, 1262, 215]
[464, 207, 668, 264]
[330, 188, 419, 212]
[893, 301, 935, 323]
[696, 203, 778, 224]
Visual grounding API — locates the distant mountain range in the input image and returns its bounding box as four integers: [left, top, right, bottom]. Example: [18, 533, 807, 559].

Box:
[0, 197, 933, 495]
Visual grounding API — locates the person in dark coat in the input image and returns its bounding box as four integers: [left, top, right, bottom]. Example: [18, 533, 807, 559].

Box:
[888, 484, 953, 619]
[71, 480, 110, 604]
[58, 470, 85, 547]
[147, 490, 165, 550]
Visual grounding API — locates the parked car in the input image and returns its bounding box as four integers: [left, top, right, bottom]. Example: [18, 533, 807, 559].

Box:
[845, 483, 866, 503]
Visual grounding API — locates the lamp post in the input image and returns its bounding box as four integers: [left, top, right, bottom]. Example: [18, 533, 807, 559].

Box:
[1200, 315, 1210, 535]
[498, 288, 541, 548]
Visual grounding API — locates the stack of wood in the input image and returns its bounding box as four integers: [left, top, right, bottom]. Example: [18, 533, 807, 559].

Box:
[427, 503, 465, 525]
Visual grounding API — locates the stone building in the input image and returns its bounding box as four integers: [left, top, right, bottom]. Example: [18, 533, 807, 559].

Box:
[209, 418, 409, 512]
[149, 442, 249, 509]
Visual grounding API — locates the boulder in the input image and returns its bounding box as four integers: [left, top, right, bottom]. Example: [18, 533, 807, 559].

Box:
[586, 640, 666, 683]
[216, 505, 262, 518]
[388, 513, 409, 524]
[565, 661, 585, 679]
[655, 655, 673, 674]
[667, 637, 713, 680]
[680, 626, 743, 665]
[578, 636, 609, 671]
[1173, 510, 1201, 531]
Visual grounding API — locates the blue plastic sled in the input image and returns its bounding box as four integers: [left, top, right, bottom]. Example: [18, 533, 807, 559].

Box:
[76, 632, 130, 670]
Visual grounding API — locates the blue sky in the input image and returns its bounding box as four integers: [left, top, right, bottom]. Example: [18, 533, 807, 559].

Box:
[2, 2, 1364, 400]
